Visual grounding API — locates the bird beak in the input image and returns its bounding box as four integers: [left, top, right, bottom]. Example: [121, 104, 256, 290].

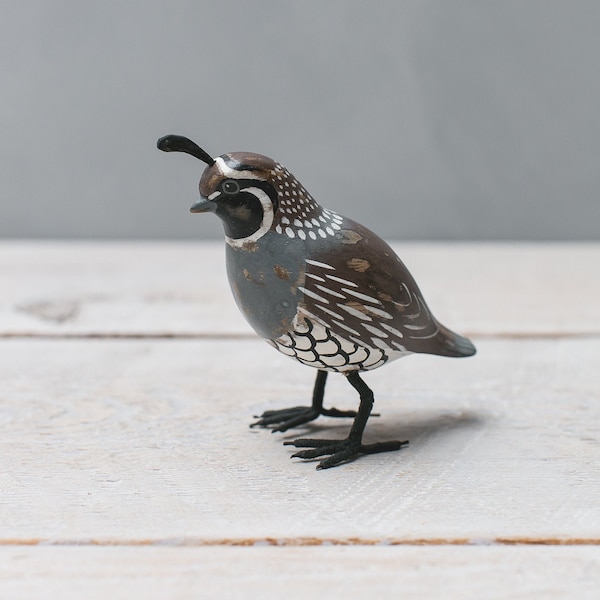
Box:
[190, 198, 216, 214]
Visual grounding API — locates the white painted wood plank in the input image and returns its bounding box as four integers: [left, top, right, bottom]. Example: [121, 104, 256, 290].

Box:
[1, 546, 599, 600]
[1, 337, 598, 543]
[0, 241, 244, 337]
[1, 241, 598, 336]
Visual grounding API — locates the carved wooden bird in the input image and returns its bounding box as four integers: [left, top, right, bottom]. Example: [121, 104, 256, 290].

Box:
[158, 134, 476, 469]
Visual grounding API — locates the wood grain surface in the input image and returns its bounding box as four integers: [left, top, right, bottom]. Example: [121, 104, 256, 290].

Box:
[1, 546, 599, 600]
[2, 242, 598, 337]
[1, 242, 598, 598]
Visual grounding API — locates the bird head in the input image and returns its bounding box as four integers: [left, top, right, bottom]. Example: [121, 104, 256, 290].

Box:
[158, 134, 341, 248]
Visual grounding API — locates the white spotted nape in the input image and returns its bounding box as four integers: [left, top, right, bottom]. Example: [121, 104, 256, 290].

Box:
[270, 163, 343, 240]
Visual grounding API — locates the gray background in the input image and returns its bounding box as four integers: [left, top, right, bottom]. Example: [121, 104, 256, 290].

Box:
[1, 1, 599, 240]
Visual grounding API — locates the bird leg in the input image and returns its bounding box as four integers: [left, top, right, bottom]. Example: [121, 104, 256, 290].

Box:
[284, 371, 408, 469]
[251, 370, 358, 433]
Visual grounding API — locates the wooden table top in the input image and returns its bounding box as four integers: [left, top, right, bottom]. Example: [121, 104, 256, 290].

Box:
[1, 241, 599, 598]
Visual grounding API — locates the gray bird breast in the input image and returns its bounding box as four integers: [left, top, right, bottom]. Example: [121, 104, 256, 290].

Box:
[225, 231, 305, 340]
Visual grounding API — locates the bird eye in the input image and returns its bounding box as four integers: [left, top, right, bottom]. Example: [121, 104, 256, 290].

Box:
[221, 179, 240, 195]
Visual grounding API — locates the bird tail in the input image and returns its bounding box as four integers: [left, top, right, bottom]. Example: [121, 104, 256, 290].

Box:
[434, 324, 477, 358]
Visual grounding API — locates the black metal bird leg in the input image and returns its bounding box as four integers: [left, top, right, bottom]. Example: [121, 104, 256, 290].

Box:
[284, 371, 408, 469]
[251, 370, 359, 433]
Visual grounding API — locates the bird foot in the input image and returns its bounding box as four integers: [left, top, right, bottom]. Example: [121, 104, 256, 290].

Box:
[284, 437, 409, 470]
[251, 405, 358, 433]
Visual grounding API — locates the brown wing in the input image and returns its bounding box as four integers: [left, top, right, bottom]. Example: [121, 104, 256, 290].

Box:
[299, 218, 475, 358]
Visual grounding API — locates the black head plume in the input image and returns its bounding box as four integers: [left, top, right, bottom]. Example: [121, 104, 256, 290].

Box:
[157, 135, 214, 165]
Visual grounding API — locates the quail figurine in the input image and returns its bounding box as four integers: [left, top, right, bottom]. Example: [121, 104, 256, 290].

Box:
[158, 134, 476, 469]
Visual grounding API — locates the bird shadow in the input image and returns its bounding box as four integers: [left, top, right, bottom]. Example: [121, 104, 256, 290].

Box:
[264, 407, 487, 449]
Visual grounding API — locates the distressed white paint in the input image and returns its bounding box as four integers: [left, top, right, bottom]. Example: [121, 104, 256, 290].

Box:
[1, 242, 600, 597]
[1, 336, 599, 542]
[0, 546, 599, 600]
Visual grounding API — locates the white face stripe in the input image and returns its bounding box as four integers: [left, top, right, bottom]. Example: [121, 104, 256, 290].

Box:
[215, 157, 263, 181]
[225, 187, 274, 249]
